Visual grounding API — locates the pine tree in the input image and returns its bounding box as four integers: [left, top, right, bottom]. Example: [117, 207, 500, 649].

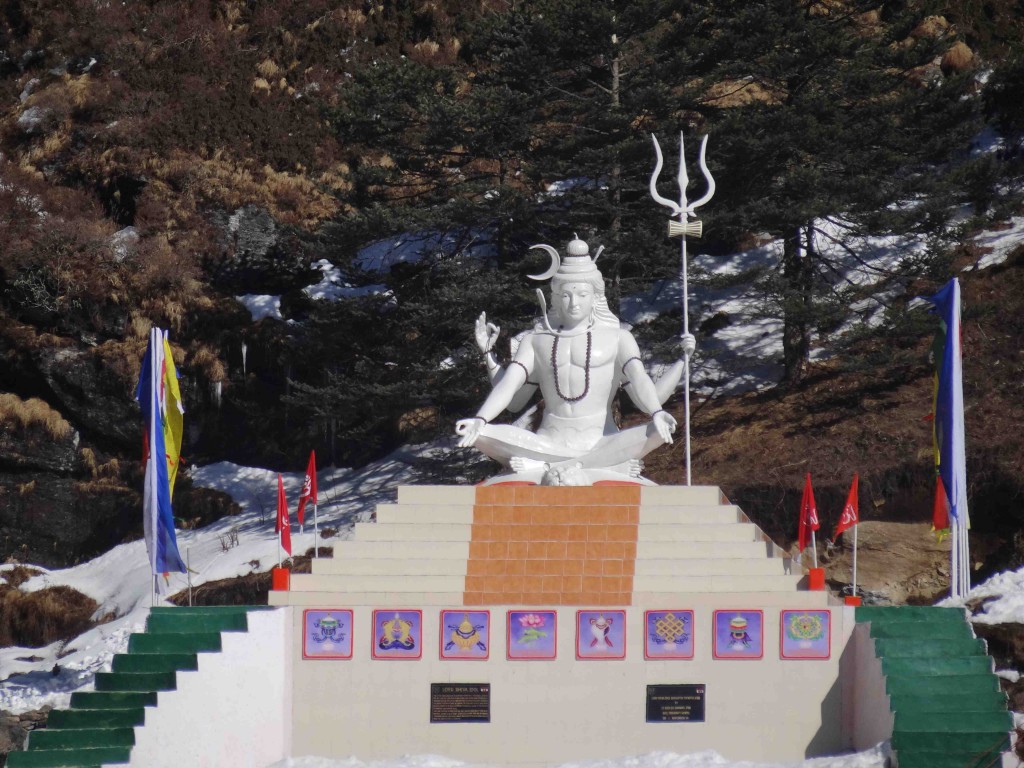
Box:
[685, 0, 982, 381]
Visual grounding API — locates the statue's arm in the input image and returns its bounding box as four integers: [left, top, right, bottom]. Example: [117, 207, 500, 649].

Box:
[618, 333, 661, 414]
[476, 335, 535, 422]
[618, 332, 676, 442]
[456, 335, 535, 447]
[474, 313, 536, 410]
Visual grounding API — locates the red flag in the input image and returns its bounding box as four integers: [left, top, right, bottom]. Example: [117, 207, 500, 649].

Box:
[296, 450, 317, 526]
[276, 473, 292, 556]
[932, 476, 950, 533]
[797, 473, 820, 552]
[833, 474, 859, 539]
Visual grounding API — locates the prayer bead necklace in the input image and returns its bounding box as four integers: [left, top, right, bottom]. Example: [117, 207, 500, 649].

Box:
[551, 329, 591, 403]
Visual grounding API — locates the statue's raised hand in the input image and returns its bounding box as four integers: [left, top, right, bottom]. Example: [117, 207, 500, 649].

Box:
[653, 410, 677, 444]
[455, 417, 486, 447]
[474, 312, 500, 354]
[681, 333, 696, 358]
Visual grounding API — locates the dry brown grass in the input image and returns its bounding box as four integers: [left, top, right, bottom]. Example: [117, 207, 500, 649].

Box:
[0, 394, 73, 440]
[1, 565, 44, 588]
[941, 41, 976, 74]
[188, 344, 227, 383]
[137, 149, 339, 228]
[80, 447, 123, 480]
[0, 585, 99, 647]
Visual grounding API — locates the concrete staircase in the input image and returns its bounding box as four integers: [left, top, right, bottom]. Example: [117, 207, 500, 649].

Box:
[271, 484, 817, 607]
[856, 606, 1012, 768]
[7, 606, 267, 768]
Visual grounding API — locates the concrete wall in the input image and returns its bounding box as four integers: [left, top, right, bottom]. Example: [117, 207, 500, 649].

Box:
[841, 619, 894, 752]
[290, 600, 847, 766]
[129, 608, 292, 768]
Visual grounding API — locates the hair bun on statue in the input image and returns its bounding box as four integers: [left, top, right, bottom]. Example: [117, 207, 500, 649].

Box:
[527, 235, 605, 281]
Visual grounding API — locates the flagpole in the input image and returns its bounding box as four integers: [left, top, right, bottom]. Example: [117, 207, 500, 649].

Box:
[149, 328, 160, 610]
[851, 524, 858, 599]
[313, 502, 319, 559]
[811, 531, 818, 568]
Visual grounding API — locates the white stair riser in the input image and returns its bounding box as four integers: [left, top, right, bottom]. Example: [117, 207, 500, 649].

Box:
[640, 486, 723, 506]
[290, 574, 466, 593]
[638, 506, 739, 524]
[328, 541, 471, 559]
[374, 504, 476, 524]
[314, 558, 467, 576]
[394, 485, 723, 506]
[632, 574, 802, 593]
[373, 505, 740, 525]
[634, 559, 786, 576]
[354, 523, 473, 542]
[634, 591, 832, 607]
[637, 541, 769, 559]
[637, 524, 755, 542]
[397, 486, 476, 505]
[269, 590, 466, 606]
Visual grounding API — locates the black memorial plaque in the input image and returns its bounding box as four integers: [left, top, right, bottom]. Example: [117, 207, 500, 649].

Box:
[430, 683, 491, 723]
[646, 684, 706, 723]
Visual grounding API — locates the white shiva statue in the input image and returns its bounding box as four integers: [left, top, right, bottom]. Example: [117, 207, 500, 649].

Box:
[456, 236, 694, 486]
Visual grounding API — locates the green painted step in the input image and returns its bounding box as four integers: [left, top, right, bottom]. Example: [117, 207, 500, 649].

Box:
[886, 674, 1001, 697]
[112, 652, 197, 673]
[94, 670, 176, 692]
[895, 709, 1013, 733]
[145, 611, 249, 634]
[69, 691, 157, 709]
[28, 727, 134, 750]
[127, 631, 222, 654]
[47, 708, 145, 730]
[872, 637, 986, 658]
[856, 606, 967, 623]
[889, 691, 1008, 713]
[894, 748, 1008, 768]
[868, 620, 975, 639]
[892, 729, 1010, 752]
[148, 605, 270, 615]
[6, 745, 130, 766]
[881, 655, 993, 677]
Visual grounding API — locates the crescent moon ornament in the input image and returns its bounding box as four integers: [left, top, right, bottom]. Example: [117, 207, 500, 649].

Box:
[527, 244, 560, 281]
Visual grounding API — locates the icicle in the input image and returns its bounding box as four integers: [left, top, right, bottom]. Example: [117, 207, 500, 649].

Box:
[212, 381, 222, 409]
[241, 341, 248, 376]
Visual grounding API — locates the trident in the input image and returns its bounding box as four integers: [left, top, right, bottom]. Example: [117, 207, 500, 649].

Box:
[649, 133, 716, 486]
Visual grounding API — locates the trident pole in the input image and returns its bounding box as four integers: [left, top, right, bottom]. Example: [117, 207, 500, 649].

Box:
[649, 132, 716, 486]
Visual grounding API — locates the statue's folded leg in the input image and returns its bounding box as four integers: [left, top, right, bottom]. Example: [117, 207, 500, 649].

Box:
[561, 421, 666, 471]
[473, 424, 584, 467]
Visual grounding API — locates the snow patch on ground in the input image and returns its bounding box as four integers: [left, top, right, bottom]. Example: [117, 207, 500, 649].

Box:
[965, 216, 1024, 271]
[266, 745, 890, 768]
[940, 564, 1024, 624]
[0, 441, 460, 713]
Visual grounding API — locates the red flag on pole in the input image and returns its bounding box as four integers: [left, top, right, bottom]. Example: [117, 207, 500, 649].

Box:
[834, 474, 859, 539]
[276, 473, 292, 556]
[296, 450, 317, 526]
[797, 473, 820, 552]
[932, 476, 950, 534]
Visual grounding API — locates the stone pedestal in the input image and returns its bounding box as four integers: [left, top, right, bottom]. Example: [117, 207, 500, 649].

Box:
[271, 485, 851, 765]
